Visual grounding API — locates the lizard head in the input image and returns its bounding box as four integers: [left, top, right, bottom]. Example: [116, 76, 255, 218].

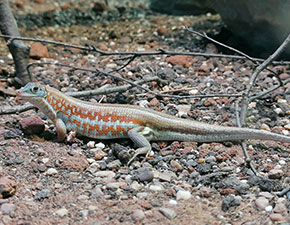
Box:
[16, 82, 47, 100]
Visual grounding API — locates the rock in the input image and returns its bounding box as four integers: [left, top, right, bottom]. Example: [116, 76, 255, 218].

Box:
[55, 208, 68, 217]
[258, 192, 274, 199]
[157, 171, 174, 182]
[92, 1, 108, 14]
[156, 68, 177, 80]
[131, 209, 145, 222]
[30, 42, 49, 59]
[248, 176, 283, 192]
[0, 176, 17, 199]
[255, 197, 269, 210]
[157, 27, 168, 36]
[136, 192, 149, 199]
[165, 55, 191, 68]
[94, 171, 115, 178]
[0, 203, 16, 215]
[197, 163, 212, 175]
[149, 184, 164, 192]
[269, 213, 285, 222]
[133, 167, 154, 182]
[169, 200, 178, 206]
[170, 160, 183, 171]
[150, 0, 213, 15]
[221, 195, 241, 212]
[95, 142, 105, 149]
[87, 141, 95, 149]
[57, 154, 89, 172]
[268, 169, 283, 179]
[90, 186, 104, 199]
[265, 205, 273, 212]
[45, 168, 58, 175]
[273, 201, 287, 215]
[213, 0, 290, 56]
[159, 208, 177, 219]
[34, 189, 51, 201]
[19, 116, 45, 135]
[107, 160, 121, 170]
[176, 190, 191, 200]
[130, 181, 142, 191]
[94, 148, 107, 160]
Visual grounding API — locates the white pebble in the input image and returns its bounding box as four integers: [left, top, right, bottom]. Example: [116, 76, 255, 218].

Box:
[274, 108, 283, 115]
[55, 208, 68, 217]
[45, 168, 58, 175]
[176, 190, 191, 200]
[149, 184, 164, 192]
[169, 200, 178, 206]
[41, 158, 49, 164]
[95, 142, 105, 149]
[87, 141, 95, 149]
[279, 160, 286, 165]
[265, 205, 273, 212]
[189, 89, 198, 95]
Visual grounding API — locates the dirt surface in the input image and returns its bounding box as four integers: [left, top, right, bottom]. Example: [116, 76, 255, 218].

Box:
[0, 0, 290, 224]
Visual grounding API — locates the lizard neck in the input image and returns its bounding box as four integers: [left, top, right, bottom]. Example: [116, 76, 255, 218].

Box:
[29, 95, 57, 122]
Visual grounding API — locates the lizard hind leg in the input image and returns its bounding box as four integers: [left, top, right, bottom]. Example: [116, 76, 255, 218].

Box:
[127, 126, 155, 165]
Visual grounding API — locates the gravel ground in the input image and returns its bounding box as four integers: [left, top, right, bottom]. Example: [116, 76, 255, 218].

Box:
[0, 0, 289, 224]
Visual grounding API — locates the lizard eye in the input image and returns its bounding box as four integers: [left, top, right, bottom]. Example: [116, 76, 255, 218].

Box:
[31, 86, 39, 93]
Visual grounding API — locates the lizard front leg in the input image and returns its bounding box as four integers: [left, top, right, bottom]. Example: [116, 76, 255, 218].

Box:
[127, 126, 155, 165]
[55, 118, 67, 142]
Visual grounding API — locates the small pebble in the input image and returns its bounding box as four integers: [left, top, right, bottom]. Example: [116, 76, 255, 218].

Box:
[169, 200, 178, 206]
[258, 192, 274, 199]
[265, 205, 273, 212]
[136, 192, 149, 199]
[94, 171, 115, 178]
[149, 184, 164, 192]
[95, 142, 105, 149]
[269, 213, 284, 222]
[80, 209, 88, 218]
[55, 208, 68, 217]
[176, 190, 191, 200]
[278, 160, 286, 165]
[0, 203, 16, 215]
[87, 141, 95, 149]
[94, 149, 107, 160]
[88, 205, 97, 211]
[268, 169, 283, 179]
[131, 209, 145, 222]
[159, 208, 177, 219]
[45, 168, 58, 175]
[255, 197, 269, 210]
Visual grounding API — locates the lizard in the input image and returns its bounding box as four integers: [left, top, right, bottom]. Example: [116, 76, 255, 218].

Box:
[16, 82, 290, 164]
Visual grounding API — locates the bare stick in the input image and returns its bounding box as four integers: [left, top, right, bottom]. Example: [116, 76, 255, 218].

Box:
[186, 28, 285, 99]
[0, 77, 158, 115]
[1, 34, 290, 64]
[235, 103, 257, 175]
[240, 33, 290, 126]
[27, 62, 244, 99]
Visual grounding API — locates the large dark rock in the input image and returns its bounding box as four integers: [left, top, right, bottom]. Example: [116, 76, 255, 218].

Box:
[213, 0, 290, 56]
[150, 0, 290, 56]
[150, 0, 213, 15]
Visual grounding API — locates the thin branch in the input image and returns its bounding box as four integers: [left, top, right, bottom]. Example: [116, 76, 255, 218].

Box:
[0, 76, 158, 115]
[27, 62, 244, 99]
[1, 34, 290, 64]
[240, 33, 290, 126]
[235, 103, 257, 175]
[186, 27, 285, 99]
